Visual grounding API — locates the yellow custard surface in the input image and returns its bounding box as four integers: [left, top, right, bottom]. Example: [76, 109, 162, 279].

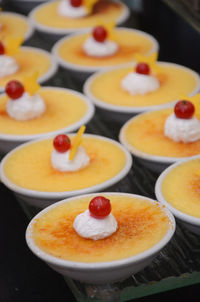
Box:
[57, 30, 156, 67]
[162, 158, 200, 217]
[3, 137, 127, 192]
[0, 13, 30, 40]
[33, 0, 125, 29]
[89, 64, 198, 107]
[0, 88, 88, 135]
[0, 48, 51, 89]
[123, 108, 200, 157]
[32, 195, 171, 262]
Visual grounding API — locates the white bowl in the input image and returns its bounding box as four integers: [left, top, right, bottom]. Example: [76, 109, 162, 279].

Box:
[25, 192, 176, 284]
[29, 0, 130, 42]
[0, 12, 34, 42]
[0, 46, 58, 94]
[9, 0, 50, 14]
[83, 62, 200, 124]
[0, 134, 133, 208]
[155, 155, 200, 235]
[119, 109, 200, 173]
[0, 86, 94, 154]
[52, 27, 159, 82]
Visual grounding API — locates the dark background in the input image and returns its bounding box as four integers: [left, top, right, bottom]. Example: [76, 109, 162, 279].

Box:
[1, 0, 200, 301]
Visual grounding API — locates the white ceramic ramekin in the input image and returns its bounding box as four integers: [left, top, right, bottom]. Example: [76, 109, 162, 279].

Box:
[29, 0, 130, 41]
[25, 192, 176, 284]
[0, 12, 34, 42]
[84, 62, 200, 124]
[0, 134, 132, 208]
[0, 46, 58, 94]
[52, 27, 159, 82]
[118, 111, 200, 174]
[155, 155, 200, 235]
[0, 87, 94, 154]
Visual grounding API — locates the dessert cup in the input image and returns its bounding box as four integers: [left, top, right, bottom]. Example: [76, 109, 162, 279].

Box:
[119, 107, 200, 173]
[52, 27, 159, 82]
[0, 12, 34, 42]
[83, 62, 200, 124]
[25, 192, 175, 284]
[0, 46, 57, 93]
[0, 134, 132, 208]
[155, 155, 200, 235]
[0, 86, 94, 153]
[29, 0, 130, 41]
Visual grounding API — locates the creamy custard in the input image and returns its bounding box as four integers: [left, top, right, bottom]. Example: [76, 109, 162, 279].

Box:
[161, 158, 200, 217]
[0, 13, 30, 40]
[89, 65, 198, 107]
[3, 137, 127, 192]
[32, 195, 171, 262]
[0, 88, 87, 135]
[33, 0, 125, 29]
[0, 48, 51, 89]
[124, 109, 200, 157]
[57, 30, 155, 68]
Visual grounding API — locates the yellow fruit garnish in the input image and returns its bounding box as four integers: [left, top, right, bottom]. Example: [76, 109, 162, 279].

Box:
[23, 72, 40, 96]
[69, 125, 86, 161]
[5, 36, 23, 55]
[84, 0, 98, 14]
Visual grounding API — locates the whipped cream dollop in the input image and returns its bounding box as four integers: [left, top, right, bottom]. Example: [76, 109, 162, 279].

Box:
[73, 209, 118, 240]
[83, 36, 118, 57]
[164, 113, 200, 143]
[51, 146, 90, 172]
[0, 55, 18, 78]
[57, 0, 88, 18]
[121, 72, 160, 95]
[6, 92, 46, 121]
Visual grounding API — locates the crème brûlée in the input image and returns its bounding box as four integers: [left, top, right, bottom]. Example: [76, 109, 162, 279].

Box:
[56, 29, 157, 68]
[122, 108, 200, 158]
[31, 194, 172, 262]
[3, 136, 127, 192]
[88, 63, 199, 108]
[0, 47, 53, 90]
[161, 158, 200, 218]
[0, 88, 89, 135]
[31, 0, 127, 30]
[0, 13, 31, 41]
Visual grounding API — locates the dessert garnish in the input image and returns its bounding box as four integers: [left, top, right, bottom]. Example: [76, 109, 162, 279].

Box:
[73, 196, 118, 240]
[174, 100, 195, 119]
[51, 125, 90, 172]
[121, 53, 160, 95]
[0, 37, 22, 78]
[0, 41, 5, 54]
[5, 73, 46, 121]
[82, 22, 118, 57]
[164, 95, 200, 143]
[53, 134, 71, 153]
[58, 0, 98, 18]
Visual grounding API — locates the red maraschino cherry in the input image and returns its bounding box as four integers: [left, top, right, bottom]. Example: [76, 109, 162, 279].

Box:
[135, 62, 150, 75]
[5, 80, 25, 100]
[174, 100, 195, 119]
[70, 0, 82, 7]
[0, 41, 5, 55]
[92, 26, 107, 43]
[89, 196, 111, 219]
[53, 134, 71, 153]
